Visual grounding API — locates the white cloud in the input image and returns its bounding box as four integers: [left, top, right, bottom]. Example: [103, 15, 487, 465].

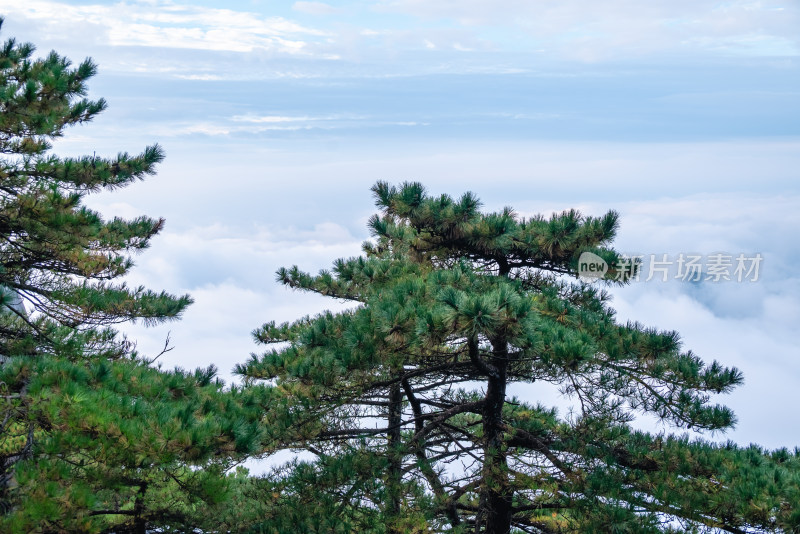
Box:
[121, 222, 363, 290]
[608, 285, 800, 448]
[232, 115, 315, 123]
[170, 122, 234, 136]
[561, 191, 800, 447]
[113, 221, 364, 383]
[173, 73, 225, 81]
[357, 27, 495, 55]
[82, 135, 799, 447]
[504, 189, 800, 447]
[146, 114, 381, 137]
[117, 193, 800, 444]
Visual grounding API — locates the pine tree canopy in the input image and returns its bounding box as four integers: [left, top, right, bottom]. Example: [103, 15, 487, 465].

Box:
[0, 19, 267, 533]
[238, 181, 800, 534]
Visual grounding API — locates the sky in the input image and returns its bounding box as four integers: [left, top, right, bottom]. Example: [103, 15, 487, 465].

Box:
[0, 0, 798, 450]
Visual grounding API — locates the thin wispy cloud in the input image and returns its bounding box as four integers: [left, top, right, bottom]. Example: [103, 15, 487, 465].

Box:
[2, 0, 334, 55]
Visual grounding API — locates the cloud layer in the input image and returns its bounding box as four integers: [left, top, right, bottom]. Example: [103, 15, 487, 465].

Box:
[2, 0, 797, 451]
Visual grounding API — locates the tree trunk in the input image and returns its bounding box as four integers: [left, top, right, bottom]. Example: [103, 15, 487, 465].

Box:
[476, 341, 511, 534]
[386, 381, 404, 533]
[133, 482, 147, 534]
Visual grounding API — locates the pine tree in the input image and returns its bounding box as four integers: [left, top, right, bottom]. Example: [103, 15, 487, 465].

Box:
[0, 20, 265, 532]
[239, 182, 800, 533]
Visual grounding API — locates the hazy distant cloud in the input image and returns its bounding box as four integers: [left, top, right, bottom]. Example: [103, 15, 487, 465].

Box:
[80, 136, 800, 444]
[376, 0, 800, 60]
[112, 188, 800, 443]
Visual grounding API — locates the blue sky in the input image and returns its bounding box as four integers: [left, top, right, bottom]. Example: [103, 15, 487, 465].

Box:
[1, 0, 798, 449]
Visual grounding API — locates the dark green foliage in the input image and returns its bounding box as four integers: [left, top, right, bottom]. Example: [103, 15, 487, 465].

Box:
[2, 359, 266, 533]
[197, 451, 429, 534]
[0, 20, 265, 532]
[240, 182, 798, 533]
